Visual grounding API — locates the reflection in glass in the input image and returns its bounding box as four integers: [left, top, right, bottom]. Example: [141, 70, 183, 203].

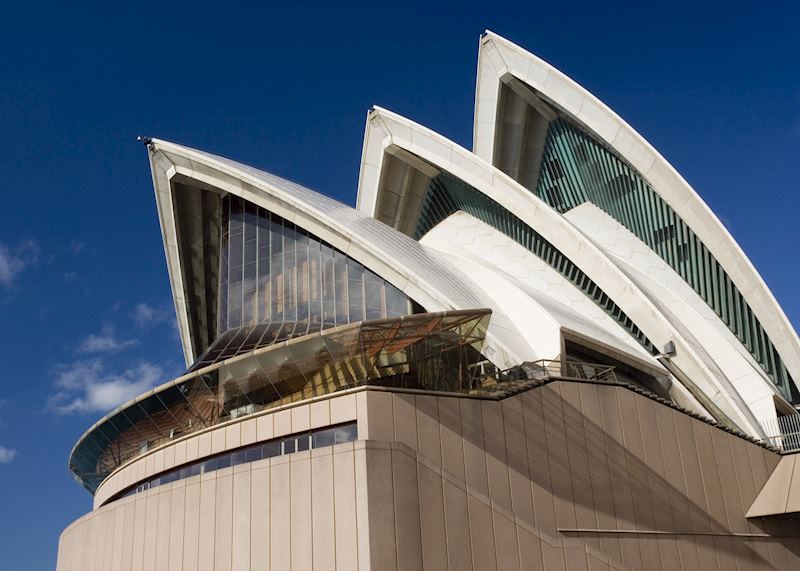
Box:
[71, 310, 490, 494]
[218, 195, 414, 341]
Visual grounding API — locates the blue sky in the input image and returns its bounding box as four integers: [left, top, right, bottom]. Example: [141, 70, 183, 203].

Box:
[1, 1, 798, 568]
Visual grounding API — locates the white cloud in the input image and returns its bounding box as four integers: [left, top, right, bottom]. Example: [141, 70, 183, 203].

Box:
[0, 447, 16, 464]
[50, 359, 165, 414]
[77, 326, 138, 354]
[0, 240, 39, 287]
[131, 302, 167, 328]
[0, 246, 25, 286]
[0, 249, 23, 285]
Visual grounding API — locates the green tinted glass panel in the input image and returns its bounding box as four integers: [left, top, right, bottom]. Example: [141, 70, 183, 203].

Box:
[534, 118, 794, 399]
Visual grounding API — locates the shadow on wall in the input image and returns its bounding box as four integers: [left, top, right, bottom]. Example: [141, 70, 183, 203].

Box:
[416, 381, 800, 568]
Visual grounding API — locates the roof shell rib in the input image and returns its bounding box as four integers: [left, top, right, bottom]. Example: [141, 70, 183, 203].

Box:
[146, 138, 529, 370]
[473, 30, 800, 407]
[357, 105, 782, 437]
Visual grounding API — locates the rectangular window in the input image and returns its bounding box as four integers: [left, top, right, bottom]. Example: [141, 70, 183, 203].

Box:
[297, 434, 310, 452]
[262, 441, 281, 459]
[334, 423, 358, 444]
[200, 458, 218, 474]
[364, 271, 385, 320]
[312, 427, 336, 448]
[334, 250, 348, 324]
[347, 259, 365, 322]
[283, 224, 297, 322]
[321, 243, 336, 324]
[245, 446, 263, 462]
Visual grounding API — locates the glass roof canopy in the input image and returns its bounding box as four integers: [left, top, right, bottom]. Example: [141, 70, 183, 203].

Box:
[69, 310, 491, 494]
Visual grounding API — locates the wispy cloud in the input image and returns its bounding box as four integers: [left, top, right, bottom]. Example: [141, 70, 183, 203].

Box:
[0, 446, 17, 464]
[77, 325, 138, 354]
[0, 240, 38, 287]
[131, 302, 169, 328]
[66, 240, 85, 255]
[49, 359, 165, 414]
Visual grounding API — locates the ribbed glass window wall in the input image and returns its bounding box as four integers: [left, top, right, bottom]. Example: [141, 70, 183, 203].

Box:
[414, 172, 658, 356]
[218, 194, 413, 334]
[535, 118, 795, 399]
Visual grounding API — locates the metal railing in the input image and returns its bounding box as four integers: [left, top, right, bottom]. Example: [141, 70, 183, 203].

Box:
[473, 359, 618, 393]
[760, 413, 800, 453]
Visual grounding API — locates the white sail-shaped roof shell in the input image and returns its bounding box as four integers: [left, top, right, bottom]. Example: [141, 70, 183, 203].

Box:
[356, 105, 789, 437]
[473, 31, 800, 419]
[142, 32, 800, 440]
[148, 138, 535, 371]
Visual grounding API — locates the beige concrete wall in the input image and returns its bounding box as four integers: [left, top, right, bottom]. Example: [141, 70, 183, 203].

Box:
[58, 441, 365, 571]
[359, 383, 800, 570]
[93, 391, 359, 508]
[59, 382, 800, 570]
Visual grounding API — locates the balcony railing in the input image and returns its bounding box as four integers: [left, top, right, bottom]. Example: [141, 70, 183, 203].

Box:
[472, 359, 618, 394]
[760, 413, 800, 453]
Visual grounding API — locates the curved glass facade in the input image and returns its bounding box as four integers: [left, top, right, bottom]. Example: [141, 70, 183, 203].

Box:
[535, 118, 795, 399]
[218, 194, 414, 338]
[414, 172, 658, 356]
[69, 310, 490, 493]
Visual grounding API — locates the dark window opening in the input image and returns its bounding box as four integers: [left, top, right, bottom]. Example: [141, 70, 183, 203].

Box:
[109, 421, 358, 505]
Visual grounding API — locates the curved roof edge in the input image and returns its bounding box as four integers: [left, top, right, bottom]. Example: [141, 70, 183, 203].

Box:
[357, 105, 770, 438]
[473, 30, 800, 393]
[145, 138, 527, 368]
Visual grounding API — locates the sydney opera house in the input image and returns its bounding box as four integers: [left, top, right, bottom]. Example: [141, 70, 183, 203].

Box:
[58, 32, 800, 570]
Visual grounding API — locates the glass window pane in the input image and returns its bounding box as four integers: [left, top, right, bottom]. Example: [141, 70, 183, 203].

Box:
[347, 259, 365, 322]
[385, 282, 409, 317]
[334, 251, 348, 324]
[283, 438, 296, 454]
[245, 446, 263, 462]
[270, 214, 284, 321]
[308, 236, 322, 322]
[201, 458, 218, 474]
[283, 224, 297, 322]
[364, 270, 384, 320]
[242, 261, 257, 326]
[333, 423, 358, 444]
[297, 434, 310, 452]
[296, 231, 309, 321]
[262, 441, 281, 459]
[321, 244, 336, 324]
[312, 428, 335, 448]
